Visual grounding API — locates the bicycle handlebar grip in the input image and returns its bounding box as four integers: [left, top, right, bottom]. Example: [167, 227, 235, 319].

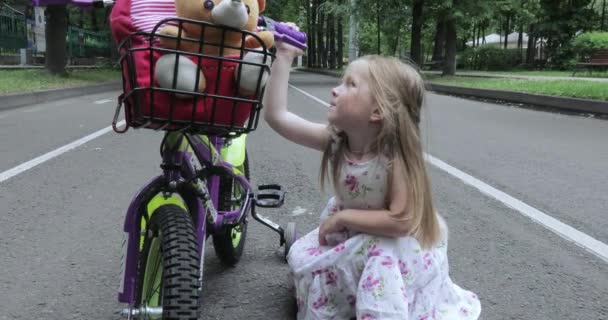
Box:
[257, 16, 308, 51]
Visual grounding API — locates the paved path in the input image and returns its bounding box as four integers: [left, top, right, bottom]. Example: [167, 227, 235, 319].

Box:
[0, 71, 607, 319]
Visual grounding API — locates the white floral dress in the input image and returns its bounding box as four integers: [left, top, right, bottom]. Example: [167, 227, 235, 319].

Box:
[287, 154, 481, 320]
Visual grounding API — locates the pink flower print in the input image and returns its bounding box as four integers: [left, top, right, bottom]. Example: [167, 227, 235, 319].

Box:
[334, 242, 346, 252]
[345, 174, 359, 192]
[459, 307, 470, 317]
[398, 260, 410, 276]
[417, 314, 430, 320]
[306, 246, 323, 257]
[325, 270, 339, 286]
[361, 275, 381, 291]
[346, 294, 356, 306]
[381, 256, 394, 267]
[423, 252, 433, 270]
[367, 244, 382, 257]
[312, 295, 329, 310]
[361, 314, 376, 320]
[312, 268, 325, 276]
[400, 287, 408, 300]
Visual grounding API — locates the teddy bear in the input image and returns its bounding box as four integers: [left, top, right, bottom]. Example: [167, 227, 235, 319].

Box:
[154, 0, 274, 96]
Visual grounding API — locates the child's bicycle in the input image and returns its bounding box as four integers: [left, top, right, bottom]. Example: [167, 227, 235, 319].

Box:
[109, 13, 308, 320]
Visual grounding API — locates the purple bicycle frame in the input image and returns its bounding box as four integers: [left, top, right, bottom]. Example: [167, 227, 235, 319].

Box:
[117, 133, 252, 304]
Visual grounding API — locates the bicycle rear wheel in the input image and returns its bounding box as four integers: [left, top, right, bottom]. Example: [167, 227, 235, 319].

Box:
[137, 204, 201, 320]
[212, 151, 250, 266]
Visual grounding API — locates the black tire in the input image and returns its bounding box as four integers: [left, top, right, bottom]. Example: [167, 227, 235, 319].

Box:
[212, 151, 249, 266]
[136, 204, 201, 320]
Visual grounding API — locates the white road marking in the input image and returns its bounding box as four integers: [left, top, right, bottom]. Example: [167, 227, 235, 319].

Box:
[289, 84, 608, 264]
[0, 120, 125, 183]
[22, 107, 43, 113]
[94, 99, 113, 104]
[290, 206, 308, 217]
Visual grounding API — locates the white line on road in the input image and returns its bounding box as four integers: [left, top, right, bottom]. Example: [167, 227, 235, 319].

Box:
[289, 84, 608, 264]
[0, 120, 125, 183]
[94, 99, 113, 104]
[22, 107, 43, 113]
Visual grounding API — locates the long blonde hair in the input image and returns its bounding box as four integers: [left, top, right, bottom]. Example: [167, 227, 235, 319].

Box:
[320, 55, 440, 249]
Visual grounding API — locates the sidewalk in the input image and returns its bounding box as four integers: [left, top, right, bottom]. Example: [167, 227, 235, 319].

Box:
[299, 68, 608, 115]
[423, 70, 608, 83]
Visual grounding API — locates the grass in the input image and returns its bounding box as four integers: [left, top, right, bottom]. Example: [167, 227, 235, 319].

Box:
[0, 68, 121, 94]
[454, 69, 608, 78]
[426, 75, 608, 101]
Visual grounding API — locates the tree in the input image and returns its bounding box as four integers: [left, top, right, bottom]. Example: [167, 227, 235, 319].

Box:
[45, 4, 68, 75]
[410, 0, 424, 65]
[348, 0, 359, 62]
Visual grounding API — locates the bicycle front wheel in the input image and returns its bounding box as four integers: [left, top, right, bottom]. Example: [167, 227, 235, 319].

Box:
[137, 204, 201, 320]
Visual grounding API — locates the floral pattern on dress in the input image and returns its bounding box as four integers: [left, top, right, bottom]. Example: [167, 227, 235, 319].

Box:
[287, 155, 481, 320]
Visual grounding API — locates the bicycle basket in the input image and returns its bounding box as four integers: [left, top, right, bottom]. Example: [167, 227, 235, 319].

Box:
[115, 17, 274, 136]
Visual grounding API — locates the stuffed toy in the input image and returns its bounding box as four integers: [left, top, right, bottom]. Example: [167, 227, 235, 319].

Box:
[154, 0, 274, 96]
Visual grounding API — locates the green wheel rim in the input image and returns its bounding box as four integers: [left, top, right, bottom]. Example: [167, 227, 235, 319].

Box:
[231, 225, 242, 248]
[141, 237, 163, 307]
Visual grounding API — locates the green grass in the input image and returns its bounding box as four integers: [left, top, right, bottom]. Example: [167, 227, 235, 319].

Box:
[0, 68, 121, 94]
[427, 75, 608, 101]
[457, 69, 608, 78]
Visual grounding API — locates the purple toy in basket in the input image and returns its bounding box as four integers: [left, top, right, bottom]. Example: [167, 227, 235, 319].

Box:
[258, 16, 308, 51]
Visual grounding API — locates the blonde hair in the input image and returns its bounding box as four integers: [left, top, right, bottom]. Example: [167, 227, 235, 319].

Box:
[320, 55, 440, 249]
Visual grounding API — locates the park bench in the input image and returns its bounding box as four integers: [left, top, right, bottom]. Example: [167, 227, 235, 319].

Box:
[423, 60, 443, 70]
[572, 49, 608, 76]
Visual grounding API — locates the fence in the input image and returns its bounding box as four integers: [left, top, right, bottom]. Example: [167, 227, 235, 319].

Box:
[67, 26, 111, 58]
[0, 7, 27, 54]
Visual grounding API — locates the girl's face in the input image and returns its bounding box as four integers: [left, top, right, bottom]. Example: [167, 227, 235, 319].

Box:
[328, 60, 376, 131]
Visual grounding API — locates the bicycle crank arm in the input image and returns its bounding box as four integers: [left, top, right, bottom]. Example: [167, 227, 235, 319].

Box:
[121, 306, 162, 320]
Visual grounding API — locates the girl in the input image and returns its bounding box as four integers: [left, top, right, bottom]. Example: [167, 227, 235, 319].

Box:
[263, 32, 481, 320]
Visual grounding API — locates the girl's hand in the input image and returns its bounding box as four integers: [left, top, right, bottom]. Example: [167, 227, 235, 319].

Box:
[275, 23, 304, 60]
[318, 213, 344, 246]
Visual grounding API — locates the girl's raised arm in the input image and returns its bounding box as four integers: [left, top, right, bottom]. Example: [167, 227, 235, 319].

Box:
[263, 42, 330, 152]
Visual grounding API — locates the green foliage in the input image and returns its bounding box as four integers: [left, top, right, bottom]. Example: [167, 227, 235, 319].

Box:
[573, 32, 608, 52]
[459, 46, 523, 70]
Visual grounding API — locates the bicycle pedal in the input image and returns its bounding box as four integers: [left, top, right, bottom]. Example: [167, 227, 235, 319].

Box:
[254, 184, 285, 208]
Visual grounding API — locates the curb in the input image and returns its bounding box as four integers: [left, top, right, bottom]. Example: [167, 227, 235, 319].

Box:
[0, 81, 122, 111]
[426, 84, 608, 115]
[297, 68, 608, 115]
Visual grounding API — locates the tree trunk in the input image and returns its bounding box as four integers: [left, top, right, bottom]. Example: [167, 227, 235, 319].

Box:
[376, 0, 380, 54]
[432, 19, 445, 63]
[504, 15, 510, 49]
[526, 24, 535, 65]
[79, 8, 84, 28]
[602, 0, 606, 31]
[91, 8, 98, 31]
[306, 0, 312, 67]
[410, 0, 424, 65]
[329, 13, 336, 69]
[348, 0, 359, 62]
[45, 4, 68, 75]
[442, 6, 457, 76]
[337, 12, 344, 69]
[518, 27, 523, 49]
[318, 10, 326, 68]
[310, 0, 317, 67]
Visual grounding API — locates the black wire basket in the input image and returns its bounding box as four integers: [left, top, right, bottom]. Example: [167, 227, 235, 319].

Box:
[113, 17, 274, 136]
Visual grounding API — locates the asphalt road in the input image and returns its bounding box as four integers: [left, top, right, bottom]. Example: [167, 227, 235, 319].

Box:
[0, 71, 607, 320]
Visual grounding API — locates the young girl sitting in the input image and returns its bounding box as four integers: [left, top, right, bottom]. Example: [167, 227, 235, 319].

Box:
[263, 28, 481, 320]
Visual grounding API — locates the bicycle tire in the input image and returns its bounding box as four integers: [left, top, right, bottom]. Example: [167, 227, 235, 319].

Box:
[136, 204, 201, 320]
[212, 151, 250, 266]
